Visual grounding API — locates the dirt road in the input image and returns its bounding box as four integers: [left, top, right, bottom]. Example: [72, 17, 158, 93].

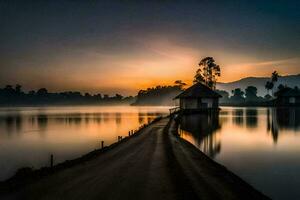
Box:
[2, 118, 269, 200]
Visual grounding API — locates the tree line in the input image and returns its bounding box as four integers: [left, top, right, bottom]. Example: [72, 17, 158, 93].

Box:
[0, 85, 135, 106]
[216, 86, 268, 104]
[217, 71, 299, 105]
[133, 82, 184, 105]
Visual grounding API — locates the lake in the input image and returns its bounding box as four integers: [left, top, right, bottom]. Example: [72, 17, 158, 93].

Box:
[1, 106, 300, 199]
[0, 106, 170, 181]
[178, 107, 300, 200]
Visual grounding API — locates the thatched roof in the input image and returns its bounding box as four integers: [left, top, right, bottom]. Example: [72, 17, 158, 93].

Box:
[174, 83, 221, 99]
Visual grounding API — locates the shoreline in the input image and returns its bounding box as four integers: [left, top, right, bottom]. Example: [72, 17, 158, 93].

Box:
[0, 116, 162, 193]
[0, 116, 270, 199]
[168, 117, 269, 199]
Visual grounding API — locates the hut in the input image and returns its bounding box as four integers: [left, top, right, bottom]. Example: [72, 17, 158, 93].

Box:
[275, 88, 300, 106]
[174, 83, 221, 113]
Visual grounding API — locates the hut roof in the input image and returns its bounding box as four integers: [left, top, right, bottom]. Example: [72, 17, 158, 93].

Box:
[174, 83, 221, 99]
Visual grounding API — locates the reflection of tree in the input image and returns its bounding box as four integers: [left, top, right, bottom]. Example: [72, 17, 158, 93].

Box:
[103, 113, 109, 123]
[232, 109, 244, 126]
[4, 116, 14, 135]
[85, 113, 90, 124]
[276, 108, 300, 130]
[1, 114, 23, 135]
[138, 112, 144, 124]
[267, 108, 300, 144]
[15, 114, 22, 134]
[115, 113, 121, 125]
[37, 114, 48, 134]
[245, 109, 258, 128]
[179, 113, 221, 158]
[93, 113, 102, 124]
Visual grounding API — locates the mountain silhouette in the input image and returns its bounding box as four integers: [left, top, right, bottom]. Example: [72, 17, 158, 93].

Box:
[217, 74, 300, 96]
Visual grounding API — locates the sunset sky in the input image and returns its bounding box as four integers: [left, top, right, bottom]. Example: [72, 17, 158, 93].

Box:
[0, 0, 299, 95]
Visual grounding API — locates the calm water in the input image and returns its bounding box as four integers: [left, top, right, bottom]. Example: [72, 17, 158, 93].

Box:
[179, 107, 300, 200]
[0, 106, 170, 181]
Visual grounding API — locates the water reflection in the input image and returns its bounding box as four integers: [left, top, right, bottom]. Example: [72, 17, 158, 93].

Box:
[245, 109, 258, 128]
[178, 113, 221, 158]
[232, 109, 244, 126]
[178, 107, 300, 199]
[0, 106, 170, 180]
[179, 108, 300, 151]
[115, 113, 121, 125]
[267, 108, 300, 143]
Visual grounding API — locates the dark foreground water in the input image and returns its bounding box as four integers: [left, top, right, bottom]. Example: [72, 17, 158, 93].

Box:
[178, 107, 300, 200]
[0, 106, 170, 181]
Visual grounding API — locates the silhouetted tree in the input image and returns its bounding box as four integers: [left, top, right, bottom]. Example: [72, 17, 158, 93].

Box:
[114, 94, 123, 100]
[4, 85, 14, 94]
[15, 84, 22, 94]
[232, 88, 244, 97]
[245, 86, 259, 102]
[277, 84, 285, 91]
[271, 71, 280, 95]
[274, 85, 292, 97]
[272, 71, 279, 82]
[194, 57, 221, 90]
[5, 85, 13, 90]
[103, 94, 109, 100]
[0, 85, 133, 105]
[231, 88, 245, 103]
[37, 88, 48, 96]
[134, 84, 183, 105]
[265, 81, 274, 95]
[84, 93, 91, 97]
[28, 90, 35, 95]
[94, 93, 102, 100]
[264, 94, 272, 101]
[174, 80, 187, 89]
[265, 71, 280, 96]
[216, 90, 229, 103]
[194, 68, 205, 85]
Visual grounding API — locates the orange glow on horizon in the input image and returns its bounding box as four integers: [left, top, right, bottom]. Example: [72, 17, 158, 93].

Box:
[9, 36, 299, 95]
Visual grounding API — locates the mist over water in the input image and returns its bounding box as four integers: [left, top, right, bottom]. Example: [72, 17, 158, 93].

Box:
[0, 106, 170, 181]
[179, 107, 300, 200]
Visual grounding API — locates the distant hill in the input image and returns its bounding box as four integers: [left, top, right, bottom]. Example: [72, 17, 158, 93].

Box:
[133, 85, 182, 106]
[217, 74, 300, 97]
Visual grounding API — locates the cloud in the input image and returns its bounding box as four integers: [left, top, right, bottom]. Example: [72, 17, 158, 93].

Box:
[237, 57, 300, 67]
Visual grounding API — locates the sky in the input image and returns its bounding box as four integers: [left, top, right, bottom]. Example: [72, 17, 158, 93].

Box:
[0, 0, 299, 95]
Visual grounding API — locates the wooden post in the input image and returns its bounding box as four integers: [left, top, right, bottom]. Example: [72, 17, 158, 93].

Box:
[101, 141, 104, 149]
[50, 154, 54, 168]
[128, 131, 131, 136]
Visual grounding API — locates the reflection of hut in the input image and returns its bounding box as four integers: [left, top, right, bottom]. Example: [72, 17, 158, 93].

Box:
[179, 113, 221, 158]
[275, 88, 300, 106]
[174, 83, 221, 113]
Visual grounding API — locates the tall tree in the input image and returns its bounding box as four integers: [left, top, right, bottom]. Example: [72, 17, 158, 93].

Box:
[194, 57, 221, 90]
[265, 81, 274, 95]
[231, 88, 245, 103]
[271, 71, 279, 82]
[245, 86, 258, 101]
[15, 84, 22, 94]
[265, 71, 280, 96]
[271, 71, 279, 95]
[232, 88, 244, 97]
